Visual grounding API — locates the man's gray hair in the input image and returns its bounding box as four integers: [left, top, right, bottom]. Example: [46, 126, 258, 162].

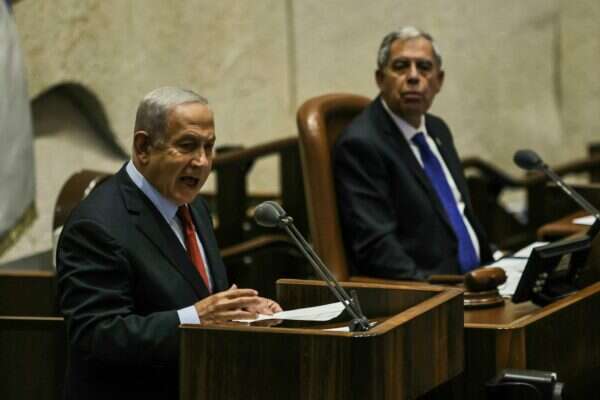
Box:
[134, 86, 209, 143]
[376, 26, 442, 70]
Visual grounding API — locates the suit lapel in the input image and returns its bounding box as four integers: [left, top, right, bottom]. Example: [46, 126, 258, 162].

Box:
[117, 169, 210, 299]
[371, 101, 454, 231]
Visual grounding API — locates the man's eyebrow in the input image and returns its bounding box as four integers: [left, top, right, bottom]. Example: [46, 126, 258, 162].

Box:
[178, 132, 199, 139]
[180, 130, 215, 138]
[392, 56, 432, 61]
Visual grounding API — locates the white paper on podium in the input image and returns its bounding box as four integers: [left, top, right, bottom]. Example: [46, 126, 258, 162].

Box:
[573, 215, 596, 226]
[488, 242, 548, 296]
[490, 257, 527, 296]
[235, 301, 345, 323]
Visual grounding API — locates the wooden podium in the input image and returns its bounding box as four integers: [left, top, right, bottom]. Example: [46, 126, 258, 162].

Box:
[179, 280, 464, 400]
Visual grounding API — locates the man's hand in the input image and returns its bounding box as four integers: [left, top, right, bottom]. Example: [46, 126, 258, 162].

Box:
[194, 284, 281, 323]
[244, 297, 282, 316]
[194, 285, 261, 322]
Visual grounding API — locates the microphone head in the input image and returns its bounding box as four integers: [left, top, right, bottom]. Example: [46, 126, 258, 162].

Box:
[514, 149, 543, 170]
[254, 201, 287, 228]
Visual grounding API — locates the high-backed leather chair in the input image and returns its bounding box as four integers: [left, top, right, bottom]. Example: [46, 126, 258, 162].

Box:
[296, 93, 371, 281]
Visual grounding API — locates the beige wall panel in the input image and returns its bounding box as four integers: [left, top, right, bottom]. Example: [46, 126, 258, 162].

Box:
[559, 0, 600, 151]
[14, 0, 292, 158]
[294, 0, 567, 173]
[5, 0, 291, 261]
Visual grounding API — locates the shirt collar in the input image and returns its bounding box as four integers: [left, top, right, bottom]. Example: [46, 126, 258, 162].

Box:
[126, 160, 179, 223]
[380, 98, 428, 141]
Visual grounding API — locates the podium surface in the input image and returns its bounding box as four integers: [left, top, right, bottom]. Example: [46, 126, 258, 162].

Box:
[179, 280, 463, 400]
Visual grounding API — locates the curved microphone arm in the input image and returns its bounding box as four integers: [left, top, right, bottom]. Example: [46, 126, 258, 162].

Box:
[282, 221, 369, 327]
[254, 201, 370, 331]
[539, 163, 600, 221]
[514, 149, 600, 221]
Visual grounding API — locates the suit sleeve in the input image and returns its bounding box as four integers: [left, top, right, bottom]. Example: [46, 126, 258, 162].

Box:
[57, 218, 181, 367]
[334, 135, 426, 280]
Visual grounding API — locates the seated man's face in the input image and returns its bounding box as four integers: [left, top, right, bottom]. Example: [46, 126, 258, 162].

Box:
[143, 102, 216, 205]
[376, 37, 444, 126]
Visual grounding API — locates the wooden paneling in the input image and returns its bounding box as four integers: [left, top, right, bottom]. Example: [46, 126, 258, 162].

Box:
[0, 250, 57, 316]
[0, 317, 66, 400]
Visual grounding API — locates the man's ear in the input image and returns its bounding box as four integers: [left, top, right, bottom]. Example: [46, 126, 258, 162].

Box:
[375, 69, 384, 89]
[436, 69, 445, 91]
[133, 131, 152, 165]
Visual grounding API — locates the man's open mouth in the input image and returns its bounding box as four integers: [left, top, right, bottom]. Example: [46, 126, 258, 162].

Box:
[180, 176, 200, 188]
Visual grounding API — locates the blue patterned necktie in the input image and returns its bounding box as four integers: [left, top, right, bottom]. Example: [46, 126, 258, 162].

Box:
[412, 132, 479, 273]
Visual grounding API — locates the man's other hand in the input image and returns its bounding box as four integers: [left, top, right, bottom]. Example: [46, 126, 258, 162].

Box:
[193, 284, 281, 322]
[244, 297, 283, 316]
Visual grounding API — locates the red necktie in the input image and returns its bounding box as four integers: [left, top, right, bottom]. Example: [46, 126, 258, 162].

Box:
[177, 205, 212, 293]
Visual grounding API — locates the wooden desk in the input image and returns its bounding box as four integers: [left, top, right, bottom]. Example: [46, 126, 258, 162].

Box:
[456, 282, 600, 399]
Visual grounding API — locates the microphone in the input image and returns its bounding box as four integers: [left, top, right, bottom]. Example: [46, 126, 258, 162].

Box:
[254, 201, 291, 228]
[513, 149, 543, 171]
[254, 201, 371, 331]
[513, 149, 600, 221]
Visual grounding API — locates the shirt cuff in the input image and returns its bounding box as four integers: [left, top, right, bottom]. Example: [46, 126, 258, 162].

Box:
[177, 305, 200, 324]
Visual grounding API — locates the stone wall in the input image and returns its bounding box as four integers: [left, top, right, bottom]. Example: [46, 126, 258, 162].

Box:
[4, 0, 600, 261]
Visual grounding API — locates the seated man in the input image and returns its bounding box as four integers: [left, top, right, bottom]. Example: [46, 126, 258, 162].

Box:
[57, 87, 281, 400]
[333, 27, 493, 280]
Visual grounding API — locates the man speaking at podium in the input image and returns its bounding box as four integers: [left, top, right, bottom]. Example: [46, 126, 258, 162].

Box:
[334, 27, 493, 280]
[57, 87, 280, 400]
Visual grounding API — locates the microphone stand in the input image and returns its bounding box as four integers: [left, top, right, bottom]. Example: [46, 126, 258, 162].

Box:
[278, 215, 371, 332]
[514, 153, 600, 304]
[539, 163, 600, 221]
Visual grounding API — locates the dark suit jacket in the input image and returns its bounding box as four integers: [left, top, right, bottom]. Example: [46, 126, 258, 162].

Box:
[57, 165, 229, 400]
[333, 98, 492, 280]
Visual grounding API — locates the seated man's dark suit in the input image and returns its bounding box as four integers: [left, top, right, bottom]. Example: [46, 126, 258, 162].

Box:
[333, 97, 493, 280]
[57, 165, 229, 400]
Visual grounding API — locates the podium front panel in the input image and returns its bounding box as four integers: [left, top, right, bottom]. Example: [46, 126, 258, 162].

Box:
[179, 280, 464, 400]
